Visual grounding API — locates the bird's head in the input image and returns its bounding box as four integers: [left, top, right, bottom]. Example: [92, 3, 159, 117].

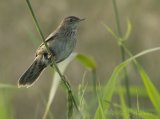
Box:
[60, 16, 85, 30]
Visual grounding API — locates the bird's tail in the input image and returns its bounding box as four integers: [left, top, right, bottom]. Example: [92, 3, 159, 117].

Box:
[18, 55, 47, 88]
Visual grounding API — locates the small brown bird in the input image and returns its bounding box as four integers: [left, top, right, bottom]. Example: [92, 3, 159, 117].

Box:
[18, 16, 84, 87]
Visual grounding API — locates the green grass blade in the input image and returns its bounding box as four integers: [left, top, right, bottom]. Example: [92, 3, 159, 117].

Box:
[94, 62, 125, 118]
[0, 91, 14, 119]
[94, 47, 160, 118]
[118, 84, 130, 119]
[136, 64, 160, 115]
[0, 84, 16, 89]
[77, 72, 91, 118]
[112, 0, 123, 37]
[123, 19, 132, 41]
[26, 0, 45, 40]
[94, 94, 106, 119]
[102, 23, 119, 41]
[76, 54, 96, 70]
[103, 63, 125, 110]
[129, 109, 159, 119]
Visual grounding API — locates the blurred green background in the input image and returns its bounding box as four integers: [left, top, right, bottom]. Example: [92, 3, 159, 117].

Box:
[0, 0, 160, 119]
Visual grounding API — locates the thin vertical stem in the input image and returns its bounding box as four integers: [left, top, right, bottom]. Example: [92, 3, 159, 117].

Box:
[26, 0, 45, 47]
[112, 0, 132, 109]
[25, 0, 79, 118]
[112, 0, 122, 37]
[92, 69, 97, 95]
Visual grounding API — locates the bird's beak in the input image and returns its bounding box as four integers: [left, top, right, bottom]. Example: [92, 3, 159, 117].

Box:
[79, 18, 85, 21]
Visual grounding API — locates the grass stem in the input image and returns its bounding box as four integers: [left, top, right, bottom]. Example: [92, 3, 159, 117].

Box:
[112, 0, 132, 112]
[25, 0, 78, 118]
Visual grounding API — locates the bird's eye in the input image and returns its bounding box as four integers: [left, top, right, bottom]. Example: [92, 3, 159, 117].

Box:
[69, 19, 73, 22]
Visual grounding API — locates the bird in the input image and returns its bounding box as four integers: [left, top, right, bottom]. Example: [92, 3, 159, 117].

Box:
[18, 16, 84, 88]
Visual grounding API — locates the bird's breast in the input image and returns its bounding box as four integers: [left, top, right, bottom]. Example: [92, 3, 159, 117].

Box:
[51, 33, 77, 63]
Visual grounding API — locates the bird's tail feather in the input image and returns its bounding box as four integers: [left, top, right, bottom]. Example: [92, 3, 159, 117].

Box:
[18, 56, 47, 87]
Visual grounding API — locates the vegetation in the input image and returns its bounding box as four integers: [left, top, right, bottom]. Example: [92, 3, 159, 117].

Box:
[1, 0, 160, 119]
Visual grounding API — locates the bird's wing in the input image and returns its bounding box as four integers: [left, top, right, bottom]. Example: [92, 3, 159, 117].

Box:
[39, 31, 58, 47]
[45, 31, 58, 42]
[36, 32, 58, 56]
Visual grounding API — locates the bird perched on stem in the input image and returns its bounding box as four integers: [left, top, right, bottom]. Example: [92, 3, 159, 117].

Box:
[18, 16, 84, 87]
